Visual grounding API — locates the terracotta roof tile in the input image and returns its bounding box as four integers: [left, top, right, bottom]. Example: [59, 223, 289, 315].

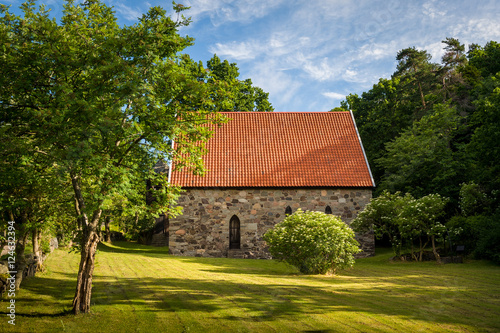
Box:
[171, 112, 375, 188]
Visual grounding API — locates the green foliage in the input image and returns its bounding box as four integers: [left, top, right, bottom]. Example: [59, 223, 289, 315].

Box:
[467, 41, 500, 78]
[447, 182, 500, 263]
[263, 209, 360, 274]
[343, 39, 499, 203]
[377, 103, 464, 199]
[459, 182, 491, 216]
[351, 191, 410, 256]
[467, 79, 500, 190]
[394, 47, 440, 111]
[472, 213, 500, 264]
[180, 54, 274, 112]
[40, 236, 51, 254]
[447, 214, 500, 264]
[446, 215, 476, 254]
[352, 191, 448, 260]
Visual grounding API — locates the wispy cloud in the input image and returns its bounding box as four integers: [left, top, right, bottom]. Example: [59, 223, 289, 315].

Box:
[302, 58, 338, 82]
[422, 0, 447, 19]
[322, 92, 346, 100]
[209, 41, 261, 60]
[113, 3, 143, 21]
[249, 60, 302, 108]
[451, 18, 500, 43]
[184, 0, 285, 26]
[177, 0, 500, 111]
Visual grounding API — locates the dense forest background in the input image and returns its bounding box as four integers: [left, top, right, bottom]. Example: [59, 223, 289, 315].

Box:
[340, 39, 500, 261]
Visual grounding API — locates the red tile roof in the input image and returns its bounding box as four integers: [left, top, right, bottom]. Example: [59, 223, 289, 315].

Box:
[171, 112, 375, 188]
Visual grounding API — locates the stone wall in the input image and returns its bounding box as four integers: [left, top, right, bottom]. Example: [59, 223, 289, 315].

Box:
[169, 187, 374, 259]
[0, 237, 58, 296]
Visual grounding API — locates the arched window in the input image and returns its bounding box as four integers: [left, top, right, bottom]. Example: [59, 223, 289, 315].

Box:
[325, 206, 332, 214]
[285, 206, 292, 216]
[229, 215, 240, 249]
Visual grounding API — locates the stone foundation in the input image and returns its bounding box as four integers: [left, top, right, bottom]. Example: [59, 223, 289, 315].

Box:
[169, 187, 374, 259]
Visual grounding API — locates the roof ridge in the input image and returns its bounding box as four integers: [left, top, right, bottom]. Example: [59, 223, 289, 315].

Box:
[219, 111, 350, 114]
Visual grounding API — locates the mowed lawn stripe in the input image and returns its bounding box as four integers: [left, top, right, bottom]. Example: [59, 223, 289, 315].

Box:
[4, 241, 500, 333]
[137, 255, 292, 332]
[97, 248, 259, 332]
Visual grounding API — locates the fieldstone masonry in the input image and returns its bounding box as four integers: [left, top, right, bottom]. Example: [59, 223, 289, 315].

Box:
[169, 187, 374, 259]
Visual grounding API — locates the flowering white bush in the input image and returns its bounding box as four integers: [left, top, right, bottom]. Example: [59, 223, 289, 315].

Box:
[263, 209, 360, 274]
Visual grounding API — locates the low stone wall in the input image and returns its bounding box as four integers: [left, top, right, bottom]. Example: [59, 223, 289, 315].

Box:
[0, 237, 58, 296]
[169, 187, 374, 259]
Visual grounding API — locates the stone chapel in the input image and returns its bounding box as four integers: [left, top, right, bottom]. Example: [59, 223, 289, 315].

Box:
[154, 112, 375, 258]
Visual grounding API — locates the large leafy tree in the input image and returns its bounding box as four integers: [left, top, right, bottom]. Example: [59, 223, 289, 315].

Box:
[181, 54, 274, 112]
[394, 47, 440, 113]
[0, 0, 225, 314]
[377, 103, 465, 200]
[342, 78, 414, 183]
[467, 76, 500, 191]
[352, 191, 448, 262]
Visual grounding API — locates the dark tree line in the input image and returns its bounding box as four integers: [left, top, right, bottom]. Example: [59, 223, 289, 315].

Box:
[340, 39, 500, 262]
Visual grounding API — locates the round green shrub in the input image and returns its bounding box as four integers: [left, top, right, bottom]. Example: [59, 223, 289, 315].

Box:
[263, 209, 361, 274]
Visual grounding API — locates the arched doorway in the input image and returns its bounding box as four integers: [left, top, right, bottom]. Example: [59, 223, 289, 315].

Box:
[229, 215, 241, 249]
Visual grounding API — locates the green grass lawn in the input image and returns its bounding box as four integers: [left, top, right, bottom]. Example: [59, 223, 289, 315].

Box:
[2, 242, 500, 332]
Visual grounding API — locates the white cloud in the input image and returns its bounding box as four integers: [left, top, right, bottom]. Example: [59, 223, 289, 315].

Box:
[248, 60, 303, 109]
[424, 41, 445, 63]
[179, 0, 500, 111]
[209, 40, 262, 60]
[113, 3, 143, 21]
[184, 0, 285, 26]
[357, 41, 400, 61]
[422, 0, 447, 19]
[452, 18, 500, 42]
[322, 92, 345, 100]
[302, 58, 339, 81]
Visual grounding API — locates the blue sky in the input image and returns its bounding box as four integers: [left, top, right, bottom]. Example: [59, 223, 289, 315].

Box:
[4, 0, 500, 111]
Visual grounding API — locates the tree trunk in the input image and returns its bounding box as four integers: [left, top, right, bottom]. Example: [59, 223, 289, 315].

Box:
[418, 236, 430, 262]
[71, 172, 103, 314]
[417, 79, 426, 110]
[419, 236, 423, 262]
[14, 232, 28, 290]
[105, 216, 111, 243]
[15, 211, 29, 290]
[431, 235, 441, 264]
[32, 228, 42, 270]
[72, 221, 100, 314]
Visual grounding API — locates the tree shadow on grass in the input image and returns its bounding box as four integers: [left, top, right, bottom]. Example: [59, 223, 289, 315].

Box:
[9, 249, 500, 332]
[0, 309, 72, 318]
[175, 256, 301, 276]
[97, 241, 170, 257]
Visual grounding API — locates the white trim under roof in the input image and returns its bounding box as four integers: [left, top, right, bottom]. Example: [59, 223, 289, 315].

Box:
[167, 139, 173, 183]
[350, 110, 376, 187]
